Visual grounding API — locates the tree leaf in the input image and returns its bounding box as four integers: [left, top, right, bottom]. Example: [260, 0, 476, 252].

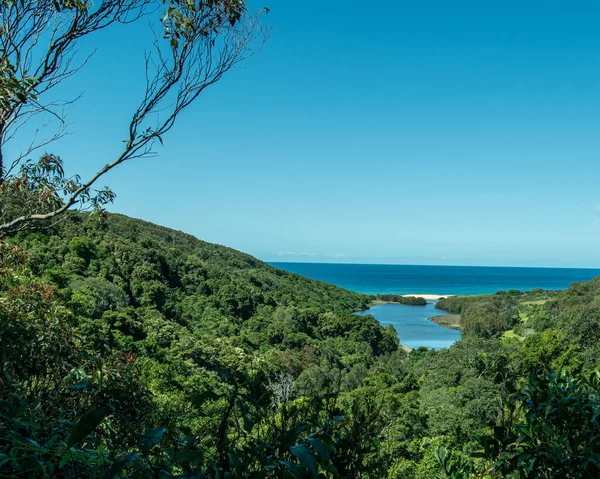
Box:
[67, 382, 89, 390]
[191, 390, 221, 408]
[103, 453, 139, 478]
[290, 444, 319, 479]
[142, 428, 167, 449]
[58, 452, 70, 469]
[308, 437, 330, 463]
[280, 461, 309, 479]
[283, 424, 310, 449]
[67, 408, 108, 448]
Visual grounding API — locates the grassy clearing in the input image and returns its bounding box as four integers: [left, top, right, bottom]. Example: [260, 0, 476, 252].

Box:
[502, 329, 528, 341]
[369, 300, 400, 306]
[520, 299, 551, 306]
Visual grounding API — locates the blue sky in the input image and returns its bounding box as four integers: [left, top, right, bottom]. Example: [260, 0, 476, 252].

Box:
[7, 1, 600, 267]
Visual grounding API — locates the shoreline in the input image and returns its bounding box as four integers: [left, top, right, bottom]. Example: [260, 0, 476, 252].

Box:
[403, 294, 453, 301]
[428, 314, 462, 331]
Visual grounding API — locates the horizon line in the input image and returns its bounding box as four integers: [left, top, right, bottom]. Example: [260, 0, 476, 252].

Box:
[266, 260, 600, 271]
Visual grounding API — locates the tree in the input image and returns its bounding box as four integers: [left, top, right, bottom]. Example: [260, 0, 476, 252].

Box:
[437, 369, 600, 479]
[0, 0, 267, 236]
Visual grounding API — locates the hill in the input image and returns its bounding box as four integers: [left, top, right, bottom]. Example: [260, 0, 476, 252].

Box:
[2, 212, 600, 478]
[2, 212, 403, 476]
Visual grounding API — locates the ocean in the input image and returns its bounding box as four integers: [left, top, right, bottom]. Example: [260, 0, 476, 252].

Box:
[269, 262, 600, 295]
[270, 262, 600, 349]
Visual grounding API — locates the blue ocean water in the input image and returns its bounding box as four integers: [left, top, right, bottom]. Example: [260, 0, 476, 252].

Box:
[355, 303, 461, 350]
[270, 262, 600, 295]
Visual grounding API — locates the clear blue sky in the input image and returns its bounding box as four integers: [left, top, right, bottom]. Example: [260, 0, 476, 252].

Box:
[7, 1, 600, 267]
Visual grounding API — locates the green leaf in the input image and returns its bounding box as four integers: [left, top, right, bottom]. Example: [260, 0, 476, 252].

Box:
[308, 438, 330, 463]
[67, 408, 108, 448]
[175, 448, 201, 464]
[228, 452, 242, 471]
[280, 461, 309, 479]
[191, 390, 221, 408]
[142, 428, 166, 449]
[23, 438, 43, 451]
[59, 452, 71, 469]
[290, 444, 318, 479]
[103, 454, 139, 478]
[242, 414, 254, 433]
[68, 382, 89, 390]
[333, 415, 345, 424]
[283, 424, 310, 449]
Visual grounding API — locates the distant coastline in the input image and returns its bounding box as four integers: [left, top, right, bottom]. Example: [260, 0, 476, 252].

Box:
[403, 293, 452, 301]
[270, 262, 600, 296]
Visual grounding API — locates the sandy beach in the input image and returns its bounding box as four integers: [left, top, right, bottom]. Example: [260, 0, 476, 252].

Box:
[403, 294, 452, 301]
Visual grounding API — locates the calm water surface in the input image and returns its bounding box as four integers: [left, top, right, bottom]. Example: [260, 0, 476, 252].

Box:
[355, 302, 461, 350]
[270, 263, 600, 295]
[270, 262, 600, 350]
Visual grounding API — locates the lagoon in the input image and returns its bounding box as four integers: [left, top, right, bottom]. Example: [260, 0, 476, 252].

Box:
[355, 302, 461, 350]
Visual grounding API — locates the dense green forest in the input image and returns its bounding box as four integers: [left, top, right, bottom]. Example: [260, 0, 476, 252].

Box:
[2, 213, 600, 478]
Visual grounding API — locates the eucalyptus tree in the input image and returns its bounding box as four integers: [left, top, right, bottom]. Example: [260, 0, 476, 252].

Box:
[0, 0, 267, 236]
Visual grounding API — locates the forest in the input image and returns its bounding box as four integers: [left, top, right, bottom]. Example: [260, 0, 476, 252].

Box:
[2, 212, 599, 478]
[372, 295, 427, 306]
[0, 1, 598, 477]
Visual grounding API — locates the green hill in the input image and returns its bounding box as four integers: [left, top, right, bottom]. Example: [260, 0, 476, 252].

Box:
[23, 212, 371, 316]
[16, 211, 400, 381]
[3, 212, 600, 478]
[2, 212, 403, 476]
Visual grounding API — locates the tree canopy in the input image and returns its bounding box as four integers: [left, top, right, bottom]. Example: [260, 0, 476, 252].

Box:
[2, 212, 600, 477]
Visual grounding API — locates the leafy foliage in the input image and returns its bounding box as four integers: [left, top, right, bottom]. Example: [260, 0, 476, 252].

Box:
[0, 154, 115, 235]
[436, 290, 557, 339]
[2, 213, 600, 477]
[372, 294, 427, 306]
[438, 369, 600, 479]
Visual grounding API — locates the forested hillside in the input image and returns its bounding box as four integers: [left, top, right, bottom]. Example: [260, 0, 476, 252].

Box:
[2, 213, 600, 478]
[1, 213, 400, 477]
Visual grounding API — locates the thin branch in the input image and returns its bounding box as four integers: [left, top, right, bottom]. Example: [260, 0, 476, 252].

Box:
[0, 2, 269, 237]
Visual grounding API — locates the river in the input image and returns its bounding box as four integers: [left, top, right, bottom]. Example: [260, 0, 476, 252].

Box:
[355, 302, 461, 349]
